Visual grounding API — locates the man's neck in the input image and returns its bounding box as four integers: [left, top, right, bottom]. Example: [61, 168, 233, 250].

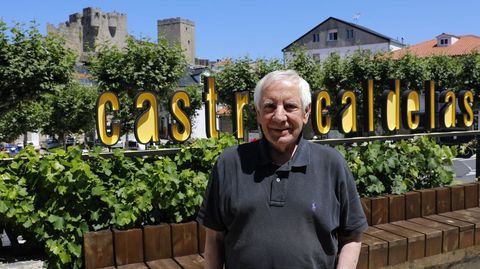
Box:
[269, 143, 298, 165]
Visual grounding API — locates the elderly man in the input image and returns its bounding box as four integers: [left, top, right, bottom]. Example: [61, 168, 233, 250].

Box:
[197, 70, 367, 269]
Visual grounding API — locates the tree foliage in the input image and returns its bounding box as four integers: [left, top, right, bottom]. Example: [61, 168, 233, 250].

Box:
[41, 83, 98, 142]
[285, 47, 322, 89]
[0, 100, 51, 142]
[182, 85, 203, 121]
[0, 20, 75, 114]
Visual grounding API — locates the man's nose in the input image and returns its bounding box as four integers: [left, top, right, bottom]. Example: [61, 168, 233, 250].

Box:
[272, 107, 287, 122]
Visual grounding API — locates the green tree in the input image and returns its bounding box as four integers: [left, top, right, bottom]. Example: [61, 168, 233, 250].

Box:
[321, 52, 345, 93]
[90, 37, 186, 136]
[425, 55, 462, 89]
[215, 57, 258, 104]
[457, 52, 480, 93]
[285, 48, 322, 89]
[215, 57, 260, 132]
[0, 100, 51, 142]
[42, 83, 98, 143]
[182, 84, 203, 121]
[392, 53, 427, 90]
[0, 20, 75, 115]
[255, 58, 284, 78]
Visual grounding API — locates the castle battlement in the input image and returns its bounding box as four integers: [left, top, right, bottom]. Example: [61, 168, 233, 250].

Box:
[47, 7, 128, 62]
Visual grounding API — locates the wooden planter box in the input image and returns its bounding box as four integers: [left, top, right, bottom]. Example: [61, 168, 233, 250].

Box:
[84, 182, 480, 269]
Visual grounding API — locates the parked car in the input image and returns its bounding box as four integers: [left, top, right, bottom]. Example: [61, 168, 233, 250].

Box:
[65, 136, 76, 147]
[42, 138, 60, 149]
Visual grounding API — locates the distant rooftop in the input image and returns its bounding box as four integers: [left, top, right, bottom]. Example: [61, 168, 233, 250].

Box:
[392, 34, 480, 58]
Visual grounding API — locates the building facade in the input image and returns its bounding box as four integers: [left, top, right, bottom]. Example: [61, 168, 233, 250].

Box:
[283, 17, 405, 61]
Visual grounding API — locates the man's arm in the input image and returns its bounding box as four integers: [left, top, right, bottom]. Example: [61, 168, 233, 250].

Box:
[204, 227, 225, 269]
[336, 232, 363, 269]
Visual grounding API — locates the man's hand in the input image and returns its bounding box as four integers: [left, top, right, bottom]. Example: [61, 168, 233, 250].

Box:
[337, 233, 363, 269]
[204, 227, 225, 269]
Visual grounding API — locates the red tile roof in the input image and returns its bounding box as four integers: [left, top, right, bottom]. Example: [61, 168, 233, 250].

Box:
[391, 35, 480, 58]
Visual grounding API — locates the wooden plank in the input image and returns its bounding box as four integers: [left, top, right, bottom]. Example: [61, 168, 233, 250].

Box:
[464, 183, 479, 209]
[423, 215, 474, 249]
[361, 198, 372, 226]
[144, 224, 173, 261]
[417, 189, 436, 216]
[356, 244, 368, 269]
[466, 207, 480, 214]
[441, 211, 480, 245]
[405, 192, 421, 219]
[117, 263, 148, 269]
[361, 234, 388, 269]
[456, 208, 480, 218]
[174, 254, 204, 269]
[407, 217, 458, 252]
[113, 228, 145, 266]
[434, 187, 451, 214]
[197, 223, 206, 256]
[147, 259, 182, 269]
[371, 196, 388, 225]
[375, 223, 424, 261]
[387, 194, 405, 222]
[391, 220, 442, 257]
[171, 222, 198, 257]
[451, 185, 465, 211]
[84, 229, 115, 269]
[365, 227, 407, 265]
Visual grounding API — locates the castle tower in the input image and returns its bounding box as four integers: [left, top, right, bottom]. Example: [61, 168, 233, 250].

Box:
[157, 18, 195, 65]
[47, 7, 128, 62]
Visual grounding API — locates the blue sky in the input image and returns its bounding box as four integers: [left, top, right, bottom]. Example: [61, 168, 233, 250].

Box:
[1, 0, 479, 60]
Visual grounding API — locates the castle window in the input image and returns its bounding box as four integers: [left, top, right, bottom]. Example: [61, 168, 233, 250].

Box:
[109, 26, 116, 38]
[328, 29, 338, 41]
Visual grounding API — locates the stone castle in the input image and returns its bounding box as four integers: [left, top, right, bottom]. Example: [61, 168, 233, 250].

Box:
[48, 7, 196, 64]
[157, 18, 195, 64]
[47, 7, 128, 61]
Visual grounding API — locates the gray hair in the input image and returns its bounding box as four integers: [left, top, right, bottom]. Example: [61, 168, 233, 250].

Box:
[253, 70, 311, 111]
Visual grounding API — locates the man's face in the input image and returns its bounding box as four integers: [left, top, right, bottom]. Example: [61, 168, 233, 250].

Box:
[256, 79, 310, 152]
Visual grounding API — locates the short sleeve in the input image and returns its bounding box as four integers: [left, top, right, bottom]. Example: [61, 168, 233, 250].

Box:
[338, 158, 368, 236]
[197, 162, 226, 231]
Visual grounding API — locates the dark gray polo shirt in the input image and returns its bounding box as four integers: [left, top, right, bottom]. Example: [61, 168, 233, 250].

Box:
[197, 137, 368, 269]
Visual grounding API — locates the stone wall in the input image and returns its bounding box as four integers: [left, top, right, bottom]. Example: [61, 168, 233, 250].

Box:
[47, 7, 128, 62]
[157, 17, 195, 65]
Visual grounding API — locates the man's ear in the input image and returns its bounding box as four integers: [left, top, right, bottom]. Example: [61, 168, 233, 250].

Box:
[303, 104, 311, 124]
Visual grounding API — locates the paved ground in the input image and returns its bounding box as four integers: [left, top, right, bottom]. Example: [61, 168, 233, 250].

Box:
[0, 261, 44, 269]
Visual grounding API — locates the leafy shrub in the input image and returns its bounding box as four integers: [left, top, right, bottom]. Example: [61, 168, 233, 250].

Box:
[0, 134, 455, 267]
[335, 136, 456, 197]
[174, 134, 239, 174]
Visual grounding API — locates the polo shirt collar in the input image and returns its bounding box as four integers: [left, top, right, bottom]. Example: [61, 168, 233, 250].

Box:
[257, 135, 310, 169]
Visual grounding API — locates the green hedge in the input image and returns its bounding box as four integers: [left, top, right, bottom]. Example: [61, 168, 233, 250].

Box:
[0, 135, 455, 268]
[336, 136, 456, 197]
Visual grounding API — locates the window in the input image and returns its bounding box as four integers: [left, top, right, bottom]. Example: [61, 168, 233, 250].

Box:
[346, 29, 354, 39]
[313, 33, 320, 42]
[440, 38, 449, 45]
[328, 29, 338, 41]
